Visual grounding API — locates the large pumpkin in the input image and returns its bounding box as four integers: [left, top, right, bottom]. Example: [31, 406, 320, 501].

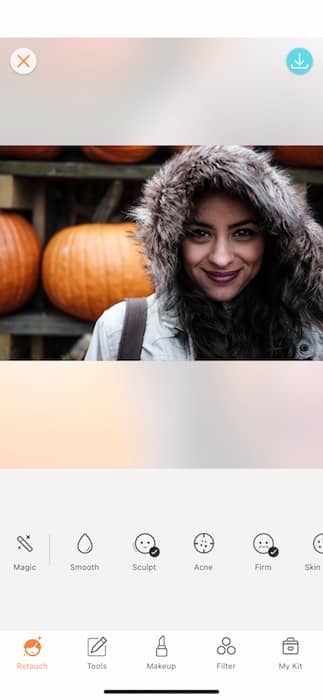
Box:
[82, 146, 157, 164]
[0, 146, 61, 160]
[0, 212, 41, 314]
[42, 223, 154, 321]
[272, 147, 323, 168]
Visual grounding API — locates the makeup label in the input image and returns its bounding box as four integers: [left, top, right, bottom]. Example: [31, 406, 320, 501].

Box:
[147, 662, 177, 671]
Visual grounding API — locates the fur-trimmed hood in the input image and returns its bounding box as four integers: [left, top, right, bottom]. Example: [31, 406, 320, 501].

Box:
[133, 145, 323, 315]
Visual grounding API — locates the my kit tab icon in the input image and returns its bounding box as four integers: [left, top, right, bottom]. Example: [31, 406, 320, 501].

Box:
[282, 637, 299, 655]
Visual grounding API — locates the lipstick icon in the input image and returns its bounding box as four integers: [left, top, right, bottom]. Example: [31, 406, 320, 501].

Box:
[156, 635, 168, 657]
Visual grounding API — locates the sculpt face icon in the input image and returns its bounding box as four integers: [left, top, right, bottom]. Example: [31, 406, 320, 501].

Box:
[194, 532, 215, 554]
[313, 533, 323, 554]
[253, 533, 274, 554]
[135, 533, 156, 554]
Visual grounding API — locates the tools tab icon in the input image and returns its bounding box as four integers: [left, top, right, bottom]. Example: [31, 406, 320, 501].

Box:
[88, 636, 107, 657]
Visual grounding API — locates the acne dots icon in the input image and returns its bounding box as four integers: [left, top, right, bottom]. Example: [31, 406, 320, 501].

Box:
[194, 532, 215, 554]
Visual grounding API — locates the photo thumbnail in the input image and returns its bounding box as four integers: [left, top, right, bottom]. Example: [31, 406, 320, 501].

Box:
[0, 144, 322, 361]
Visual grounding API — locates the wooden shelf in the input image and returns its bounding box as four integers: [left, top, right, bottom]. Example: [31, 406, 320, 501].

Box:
[0, 160, 161, 180]
[285, 168, 323, 184]
[0, 160, 323, 184]
[0, 310, 93, 336]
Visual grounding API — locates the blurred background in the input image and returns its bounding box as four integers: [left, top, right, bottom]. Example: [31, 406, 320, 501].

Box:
[0, 144, 323, 360]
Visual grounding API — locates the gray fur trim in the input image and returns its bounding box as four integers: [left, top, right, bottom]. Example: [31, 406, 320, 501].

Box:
[131, 146, 323, 303]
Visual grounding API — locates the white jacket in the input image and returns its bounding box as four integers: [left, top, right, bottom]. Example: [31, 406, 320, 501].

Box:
[85, 293, 323, 361]
[85, 293, 194, 361]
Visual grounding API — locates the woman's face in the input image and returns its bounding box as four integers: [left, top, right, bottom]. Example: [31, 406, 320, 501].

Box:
[182, 191, 265, 302]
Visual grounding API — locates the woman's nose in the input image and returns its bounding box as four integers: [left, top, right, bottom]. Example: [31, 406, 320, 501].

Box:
[207, 239, 235, 268]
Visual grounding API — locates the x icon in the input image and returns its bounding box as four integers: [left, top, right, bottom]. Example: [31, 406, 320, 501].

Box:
[10, 48, 37, 75]
[17, 54, 30, 68]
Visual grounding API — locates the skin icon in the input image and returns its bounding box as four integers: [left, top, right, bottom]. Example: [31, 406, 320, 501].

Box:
[313, 533, 323, 554]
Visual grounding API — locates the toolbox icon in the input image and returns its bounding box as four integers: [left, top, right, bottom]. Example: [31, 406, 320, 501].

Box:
[282, 637, 299, 655]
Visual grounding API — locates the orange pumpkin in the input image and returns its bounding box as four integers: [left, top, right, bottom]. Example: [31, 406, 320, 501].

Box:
[42, 223, 154, 321]
[0, 212, 41, 314]
[272, 147, 323, 168]
[0, 146, 61, 160]
[82, 146, 157, 164]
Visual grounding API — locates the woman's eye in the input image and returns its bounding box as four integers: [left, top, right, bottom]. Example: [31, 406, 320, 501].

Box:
[232, 228, 256, 239]
[187, 229, 210, 240]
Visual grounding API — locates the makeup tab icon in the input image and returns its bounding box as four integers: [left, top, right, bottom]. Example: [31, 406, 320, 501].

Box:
[156, 635, 168, 657]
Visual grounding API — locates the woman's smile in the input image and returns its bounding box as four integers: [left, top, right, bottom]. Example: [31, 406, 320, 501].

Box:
[182, 191, 265, 302]
[203, 268, 242, 284]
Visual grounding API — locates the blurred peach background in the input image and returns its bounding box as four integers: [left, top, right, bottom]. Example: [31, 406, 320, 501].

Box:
[0, 362, 322, 469]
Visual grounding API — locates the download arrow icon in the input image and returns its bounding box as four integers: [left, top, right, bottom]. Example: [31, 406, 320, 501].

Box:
[287, 48, 313, 75]
[294, 52, 305, 66]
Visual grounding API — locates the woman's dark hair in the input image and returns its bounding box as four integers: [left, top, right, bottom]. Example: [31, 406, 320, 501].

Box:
[166, 185, 322, 360]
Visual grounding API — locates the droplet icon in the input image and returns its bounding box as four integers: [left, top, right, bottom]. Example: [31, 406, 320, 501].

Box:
[77, 533, 93, 554]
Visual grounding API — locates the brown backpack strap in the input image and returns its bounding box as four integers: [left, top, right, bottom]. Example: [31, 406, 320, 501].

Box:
[117, 297, 148, 360]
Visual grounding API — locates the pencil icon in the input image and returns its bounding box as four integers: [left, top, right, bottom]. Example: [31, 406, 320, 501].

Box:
[88, 637, 107, 656]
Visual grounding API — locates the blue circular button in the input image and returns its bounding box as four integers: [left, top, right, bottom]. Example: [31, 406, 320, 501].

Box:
[287, 48, 313, 75]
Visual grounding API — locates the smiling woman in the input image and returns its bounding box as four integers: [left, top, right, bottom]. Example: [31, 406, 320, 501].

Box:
[85, 145, 323, 361]
[182, 192, 265, 303]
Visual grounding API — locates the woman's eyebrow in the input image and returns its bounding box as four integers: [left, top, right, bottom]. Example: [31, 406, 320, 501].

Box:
[228, 218, 259, 228]
[187, 219, 213, 229]
[188, 218, 259, 229]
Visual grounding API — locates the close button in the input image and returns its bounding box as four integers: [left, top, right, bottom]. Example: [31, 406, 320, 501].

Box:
[10, 47, 37, 75]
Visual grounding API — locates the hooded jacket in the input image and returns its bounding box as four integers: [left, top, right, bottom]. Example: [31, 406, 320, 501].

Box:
[86, 145, 323, 361]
